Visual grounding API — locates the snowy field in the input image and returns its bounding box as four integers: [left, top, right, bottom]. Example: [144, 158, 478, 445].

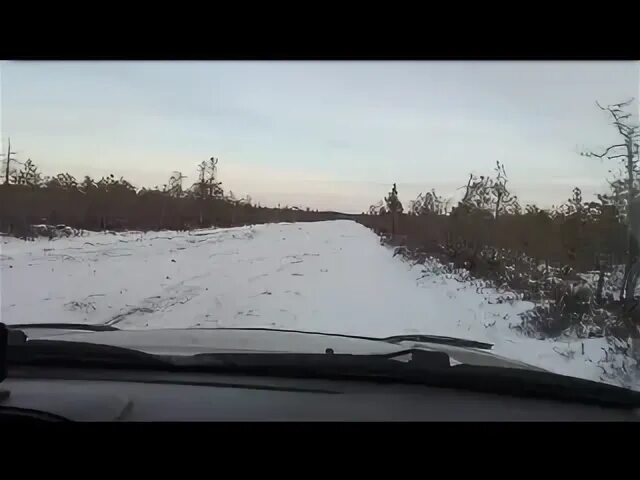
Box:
[1, 220, 637, 389]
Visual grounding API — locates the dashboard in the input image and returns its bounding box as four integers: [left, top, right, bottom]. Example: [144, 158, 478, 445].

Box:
[2, 366, 639, 421]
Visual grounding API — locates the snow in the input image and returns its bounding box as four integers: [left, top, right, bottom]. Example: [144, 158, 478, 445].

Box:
[1, 220, 637, 389]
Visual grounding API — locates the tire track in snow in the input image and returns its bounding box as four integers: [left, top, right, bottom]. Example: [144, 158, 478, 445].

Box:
[103, 275, 210, 326]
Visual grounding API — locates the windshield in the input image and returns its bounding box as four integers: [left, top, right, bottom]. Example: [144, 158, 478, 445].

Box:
[1, 60, 639, 392]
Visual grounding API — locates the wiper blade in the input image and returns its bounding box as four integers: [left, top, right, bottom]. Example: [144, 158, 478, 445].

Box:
[381, 334, 493, 350]
[8, 323, 120, 333]
[189, 327, 493, 350]
[7, 339, 170, 370]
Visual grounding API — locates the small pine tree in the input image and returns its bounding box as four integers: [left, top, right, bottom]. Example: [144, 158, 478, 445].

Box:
[11, 159, 42, 188]
[384, 183, 403, 214]
[564, 187, 585, 217]
[384, 183, 403, 235]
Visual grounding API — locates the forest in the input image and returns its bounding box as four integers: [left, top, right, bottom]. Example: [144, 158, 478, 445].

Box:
[0, 156, 354, 235]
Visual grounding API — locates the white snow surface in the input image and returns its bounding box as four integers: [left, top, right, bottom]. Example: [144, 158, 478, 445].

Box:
[1, 220, 637, 389]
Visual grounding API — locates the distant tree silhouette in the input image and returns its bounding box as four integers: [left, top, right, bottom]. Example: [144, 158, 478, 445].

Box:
[384, 183, 403, 235]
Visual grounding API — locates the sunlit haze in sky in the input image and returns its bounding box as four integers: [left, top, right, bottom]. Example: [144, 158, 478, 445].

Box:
[1, 61, 638, 213]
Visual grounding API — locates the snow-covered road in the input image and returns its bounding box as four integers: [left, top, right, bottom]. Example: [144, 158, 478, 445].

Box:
[1, 220, 636, 388]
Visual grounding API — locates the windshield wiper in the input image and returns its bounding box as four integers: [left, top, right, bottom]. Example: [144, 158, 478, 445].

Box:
[192, 327, 494, 350]
[8, 323, 120, 333]
[380, 334, 493, 350]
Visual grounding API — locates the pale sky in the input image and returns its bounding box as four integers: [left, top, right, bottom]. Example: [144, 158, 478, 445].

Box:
[1, 61, 638, 213]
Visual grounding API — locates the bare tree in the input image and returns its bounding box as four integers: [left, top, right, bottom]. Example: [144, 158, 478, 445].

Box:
[1, 138, 18, 185]
[582, 98, 640, 299]
[409, 189, 446, 216]
[456, 164, 518, 218]
[597, 173, 638, 223]
[491, 161, 518, 219]
[459, 174, 493, 212]
[368, 200, 384, 215]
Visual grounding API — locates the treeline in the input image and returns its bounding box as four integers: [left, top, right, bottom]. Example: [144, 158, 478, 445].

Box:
[362, 97, 639, 279]
[0, 156, 351, 235]
[361, 180, 626, 273]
